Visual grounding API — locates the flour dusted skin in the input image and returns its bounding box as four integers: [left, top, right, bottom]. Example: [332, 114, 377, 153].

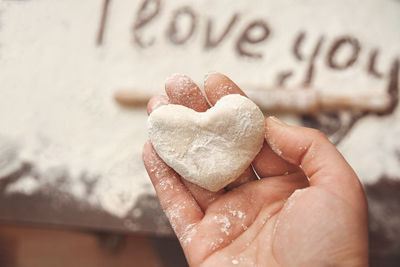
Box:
[148, 94, 265, 192]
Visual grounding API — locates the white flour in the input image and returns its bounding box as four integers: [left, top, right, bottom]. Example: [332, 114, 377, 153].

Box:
[0, 0, 399, 221]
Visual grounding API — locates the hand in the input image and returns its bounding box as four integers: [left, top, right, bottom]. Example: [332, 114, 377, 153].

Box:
[143, 73, 368, 266]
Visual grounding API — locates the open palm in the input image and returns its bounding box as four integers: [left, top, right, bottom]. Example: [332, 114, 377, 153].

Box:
[143, 73, 368, 266]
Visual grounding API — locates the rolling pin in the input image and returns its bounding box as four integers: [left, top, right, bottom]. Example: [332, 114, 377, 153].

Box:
[114, 88, 391, 114]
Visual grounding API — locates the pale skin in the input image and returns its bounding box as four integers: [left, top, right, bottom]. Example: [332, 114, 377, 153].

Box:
[143, 73, 368, 267]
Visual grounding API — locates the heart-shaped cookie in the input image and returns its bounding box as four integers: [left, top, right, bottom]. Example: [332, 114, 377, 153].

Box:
[148, 94, 265, 192]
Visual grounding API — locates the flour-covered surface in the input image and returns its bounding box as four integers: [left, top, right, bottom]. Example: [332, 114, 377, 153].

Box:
[0, 0, 399, 265]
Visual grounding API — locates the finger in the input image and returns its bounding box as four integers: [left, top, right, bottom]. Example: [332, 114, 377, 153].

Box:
[146, 92, 220, 209]
[147, 94, 169, 115]
[264, 116, 365, 204]
[203, 72, 258, 189]
[253, 140, 300, 178]
[204, 72, 246, 105]
[181, 180, 224, 211]
[225, 166, 256, 190]
[143, 142, 203, 240]
[164, 73, 223, 210]
[165, 73, 210, 112]
[204, 73, 299, 178]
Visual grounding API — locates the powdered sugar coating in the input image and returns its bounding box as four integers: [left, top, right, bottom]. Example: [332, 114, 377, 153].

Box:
[148, 94, 265, 191]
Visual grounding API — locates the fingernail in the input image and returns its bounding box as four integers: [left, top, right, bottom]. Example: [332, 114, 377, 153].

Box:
[204, 71, 219, 84]
[165, 73, 184, 85]
[204, 71, 218, 79]
[268, 116, 287, 126]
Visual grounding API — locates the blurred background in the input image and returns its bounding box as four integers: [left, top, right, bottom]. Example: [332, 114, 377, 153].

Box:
[0, 0, 399, 266]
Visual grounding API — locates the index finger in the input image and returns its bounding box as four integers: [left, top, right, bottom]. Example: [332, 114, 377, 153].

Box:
[143, 142, 203, 242]
[204, 72, 247, 105]
[203, 73, 258, 188]
[164, 73, 224, 210]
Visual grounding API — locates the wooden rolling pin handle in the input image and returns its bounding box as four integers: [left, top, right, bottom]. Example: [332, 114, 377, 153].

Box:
[114, 90, 151, 106]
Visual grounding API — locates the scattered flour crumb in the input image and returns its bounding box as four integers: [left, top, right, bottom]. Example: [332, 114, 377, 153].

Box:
[266, 136, 282, 156]
[228, 209, 246, 219]
[159, 177, 174, 191]
[214, 214, 232, 235]
[210, 236, 225, 251]
[232, 259, 239, 265]
[165, 202, 186, 230]
[261, 214, 271, 225]
[179, 223, 197, 247]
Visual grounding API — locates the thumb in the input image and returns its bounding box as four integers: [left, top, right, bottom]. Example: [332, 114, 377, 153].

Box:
[265, 116, 365, 204]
